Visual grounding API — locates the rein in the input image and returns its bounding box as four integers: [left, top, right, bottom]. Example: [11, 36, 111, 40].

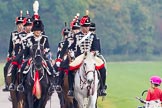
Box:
[78, 64, 96, 96]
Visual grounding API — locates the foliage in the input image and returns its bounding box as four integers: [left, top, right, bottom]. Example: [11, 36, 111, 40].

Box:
[1, 0, 162, 60]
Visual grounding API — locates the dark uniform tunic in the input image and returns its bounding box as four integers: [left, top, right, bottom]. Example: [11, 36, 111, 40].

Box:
[8, 31, 22, 57]
[25, 34, 50, 59]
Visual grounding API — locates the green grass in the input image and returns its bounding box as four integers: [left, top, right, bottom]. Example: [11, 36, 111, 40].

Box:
[0, 63, 4, 86]
[98, 61, 162, 108]
[1, 62, 162, 108]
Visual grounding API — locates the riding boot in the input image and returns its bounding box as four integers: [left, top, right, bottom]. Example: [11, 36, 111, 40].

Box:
[48, 74, 55, 94]
[9, 65, 18, 91]
[67, 70, 74, 97]
[99, 67, 107, 96]
[3, 64, 9, 92]
[55, 71, 64, 92]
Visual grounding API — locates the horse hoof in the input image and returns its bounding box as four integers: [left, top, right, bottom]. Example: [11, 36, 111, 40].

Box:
[8, 96, 12, 102]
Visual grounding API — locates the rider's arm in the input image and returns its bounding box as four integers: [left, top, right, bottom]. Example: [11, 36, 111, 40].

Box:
[8, 33, 14, 57]
[146, 89, 151, 101]
[56, 42, 62, 58]
[91, 34, 98, 52]
[59, 39, 69, 59]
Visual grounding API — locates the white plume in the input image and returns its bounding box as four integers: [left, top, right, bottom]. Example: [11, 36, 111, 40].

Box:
[33, 0, 39, 14]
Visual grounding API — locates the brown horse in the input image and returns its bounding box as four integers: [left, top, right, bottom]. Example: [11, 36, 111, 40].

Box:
[54, 51, 79, 108]
[5, 61, 25, 108]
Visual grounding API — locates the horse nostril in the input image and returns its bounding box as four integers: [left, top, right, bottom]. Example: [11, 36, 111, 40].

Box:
[87, 79, 93, 84]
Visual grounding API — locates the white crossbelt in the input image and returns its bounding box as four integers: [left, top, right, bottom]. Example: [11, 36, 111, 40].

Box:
[77, 32, 91, 45]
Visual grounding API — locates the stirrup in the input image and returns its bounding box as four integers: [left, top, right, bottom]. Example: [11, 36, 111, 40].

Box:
[48, 85, 55, 94]
[9, 83, 15, 91]
[67, 90, 74, 97]
[55, 85, 62, 93]
[17, 84, 24, 92]
[98, 89, 107, 96]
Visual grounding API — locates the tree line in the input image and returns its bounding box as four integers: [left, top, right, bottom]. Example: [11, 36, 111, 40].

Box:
[1, 0, 162, 61]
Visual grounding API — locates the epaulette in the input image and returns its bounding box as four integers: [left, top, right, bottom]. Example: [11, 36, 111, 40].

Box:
[19, 31, 27, 34]
[12, 30, 18, 33]
[42, 35, 48, 38]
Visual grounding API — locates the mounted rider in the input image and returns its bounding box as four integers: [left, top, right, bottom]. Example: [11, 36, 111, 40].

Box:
[16, 11, 33, 92]
[26, 19, 56, 93]
[3, 11, 25, 91]
[54, 22, 70, 92]
[89, 22, 107, 96]
[67, 11, 107, 96]
[7, 10, 26, 91]
[54, 13, 81, 96]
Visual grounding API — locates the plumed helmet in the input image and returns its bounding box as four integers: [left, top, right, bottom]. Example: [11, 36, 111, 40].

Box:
[80, 10, 91, 27]
[71, 19, 80, 30]
[150, 76, 162, 85]
[70, 13, 80, 30]
[62, 22, 70, 36]
[24, 11, 33, 26]
[31, 20, 44, 31]
[15, 10, 26, 25]
[89, 22, 96, 31]
[62, 28, 70, 36]
[80, 15, 91, 27]
[24, 18, 33, 26]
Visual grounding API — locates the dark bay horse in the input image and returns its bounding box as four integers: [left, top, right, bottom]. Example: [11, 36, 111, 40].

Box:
[54, 51, 78, 108]
[24, 41, 52, 108]
[5, 59, 24, 108]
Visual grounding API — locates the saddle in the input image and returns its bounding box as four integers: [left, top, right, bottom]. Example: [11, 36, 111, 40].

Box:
[23, 58, 52, 75]
[69, 53, 104, 71]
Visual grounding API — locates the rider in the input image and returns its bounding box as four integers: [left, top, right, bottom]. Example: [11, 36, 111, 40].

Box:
[67, 12, 107, 97]
[16, 11, 33, 92]
[54, 14, 81, 96]
[89, 22, 107, 96]
[54, 23, 70, 92]
[7, 11, 26, 91]
[22, 19, 56, 93]
[146, 76, 162, 101]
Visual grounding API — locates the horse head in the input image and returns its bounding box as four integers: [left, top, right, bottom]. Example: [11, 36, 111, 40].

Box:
[31, 40, 44, 70]
[82, 52, 96, 84]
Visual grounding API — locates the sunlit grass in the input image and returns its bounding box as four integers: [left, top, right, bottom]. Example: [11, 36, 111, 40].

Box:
[98, 62, 162, 108]
[0, 63, 4, 86]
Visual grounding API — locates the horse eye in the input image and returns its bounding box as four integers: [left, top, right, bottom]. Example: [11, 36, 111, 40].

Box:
[84, 63, 86, 66]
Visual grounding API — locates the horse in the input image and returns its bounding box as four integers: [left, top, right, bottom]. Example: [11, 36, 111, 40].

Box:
[70, 52, 101, 108]
[24, 40, 52, 108]
[4, 58, 25, 108]
[54, 50, 79, 108]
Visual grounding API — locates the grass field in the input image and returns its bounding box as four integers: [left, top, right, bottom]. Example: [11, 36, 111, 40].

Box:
[98, 61, 162, 108]
[0, 63, 4, 86]
[1, 62, 162, 108]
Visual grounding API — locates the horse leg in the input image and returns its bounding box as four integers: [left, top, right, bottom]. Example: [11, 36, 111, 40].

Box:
[88, 94, 98, 108]
[10, 91, 18, 108]
[75, 93, 84, 108]
[27, 91, 34, 108]
[73, 98, 79, 108]
[57, 92, 65, 108]
[37, 95, 47, 108]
